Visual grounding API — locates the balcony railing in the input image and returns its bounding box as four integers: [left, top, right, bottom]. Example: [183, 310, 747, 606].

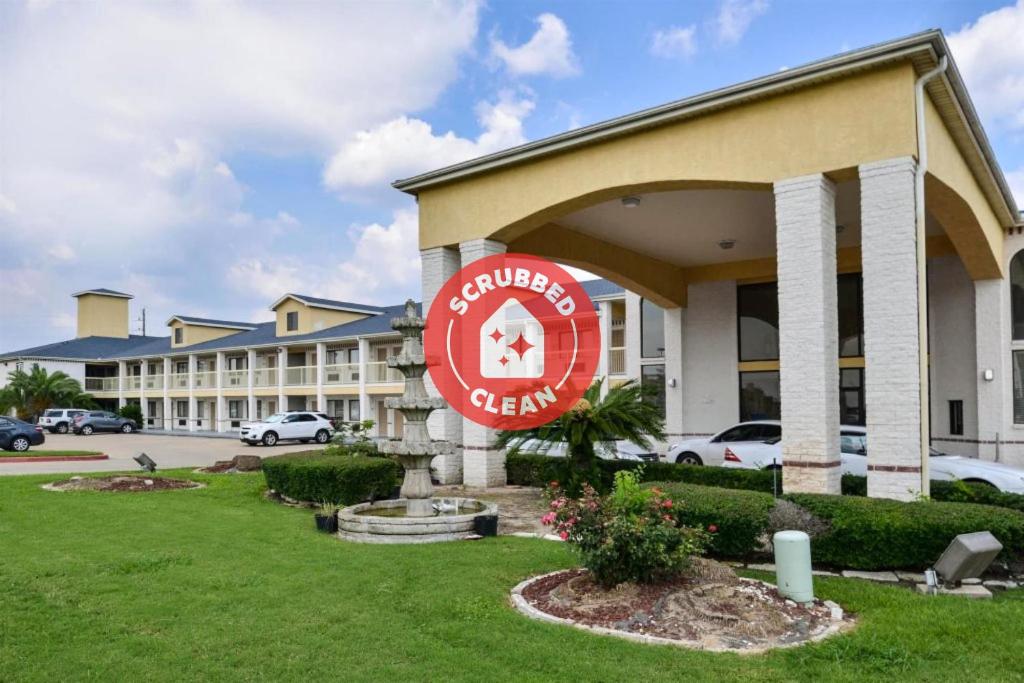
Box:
[366, 361, 403, 384]
[145, 375, 164, 390]
[193, 371, 216, 389]
[609, 348, 626, 375]
[127, 376, 142, 390]
[84, 377, 118, 392]
[222, 369, 248, 388]
[285, 366, 315, 386]
[324, 363, 359, 385]
[169, 373, 189, 389]
[253, 368, 277, 387]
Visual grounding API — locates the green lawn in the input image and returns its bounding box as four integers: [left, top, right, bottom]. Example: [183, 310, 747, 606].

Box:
[1, 471, 1022, 682]
[0, 450, 103, 458]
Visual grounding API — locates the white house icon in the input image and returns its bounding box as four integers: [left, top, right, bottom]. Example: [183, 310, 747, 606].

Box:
[480, 297, 544, 378]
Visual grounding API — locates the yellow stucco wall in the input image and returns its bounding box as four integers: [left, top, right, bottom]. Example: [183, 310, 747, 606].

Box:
[418, 63, 920, 250]
[76, 294, 129, 339]
[170, 321, 245, 348]
[274, 298, 368, 337]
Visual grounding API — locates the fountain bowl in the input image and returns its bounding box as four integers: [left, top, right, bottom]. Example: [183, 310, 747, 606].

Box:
[337, 497, 498, 544]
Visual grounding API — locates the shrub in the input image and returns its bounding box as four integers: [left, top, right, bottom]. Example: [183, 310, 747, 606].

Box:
[117, 403, 144, 427]
[543, 471, 707, 587]
[324, 440, 380, 458]
[262, 450, 400, 505]
[785, 493, 1024, 569]
[650, 482, 775, 558]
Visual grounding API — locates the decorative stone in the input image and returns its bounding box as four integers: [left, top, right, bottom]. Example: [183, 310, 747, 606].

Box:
[747, 563, 776, 572]
[983, 580, 1018, 590]
[232, 455, 262, 471]
[962, 578, 982, 585]
[896, 571, 926, 583]
[841, 570, 899, 583]
[915, 584, 992, 599]
[812, 570, 838, 577]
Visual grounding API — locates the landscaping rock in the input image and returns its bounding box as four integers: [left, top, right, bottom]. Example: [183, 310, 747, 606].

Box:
[233, 455, 263, 471]
[747, 563, 776, 572]
[812, 570, 838, 577]
[983, 580, 1018, 590]
[915, 584, 992, 599]
[962, 578, 982, 585]
[842, 570, 899, 583]
[896, 571, 926, 583]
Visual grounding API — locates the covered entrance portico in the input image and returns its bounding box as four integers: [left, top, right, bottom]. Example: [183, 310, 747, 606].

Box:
[399, 32, 1020, 499]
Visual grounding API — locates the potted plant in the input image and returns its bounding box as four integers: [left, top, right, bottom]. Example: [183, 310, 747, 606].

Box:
[314, 500, 339, 533]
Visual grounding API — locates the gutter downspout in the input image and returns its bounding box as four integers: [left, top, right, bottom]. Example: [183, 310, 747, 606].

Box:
[915, 55, 948, 495]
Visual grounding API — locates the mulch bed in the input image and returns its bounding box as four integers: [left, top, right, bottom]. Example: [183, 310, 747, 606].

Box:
[519, 559, 851, 651]
[45, 476, 203, 492]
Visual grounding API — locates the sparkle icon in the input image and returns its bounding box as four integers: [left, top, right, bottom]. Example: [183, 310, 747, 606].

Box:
[508, 332, 534, 360]
[489, 328, 504, 343]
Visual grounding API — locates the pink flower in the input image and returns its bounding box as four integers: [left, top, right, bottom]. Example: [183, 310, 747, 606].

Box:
[662, 514, 672, 522]
[541, 512, 556, 525]
[708, 524, 718, 533]
[559, 531, 569, 541]
[661, 499, 673, 509]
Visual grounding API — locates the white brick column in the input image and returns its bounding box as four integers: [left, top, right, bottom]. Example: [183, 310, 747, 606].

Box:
[860, 157, 927, 500]
[277, 347, 286, 414]
[187, 354, 197, 432]
[116, 360, 126, 409]
[315, 342, 326, 412]
[774, 173, 841, 494]
[246, 349, 256, 423]
[138, 362, 148, 427]
[624, 292, 642, 381]
[663, 307, 685, 445]
[215, 351, 225, 432]
[421, 245, 464, 483]
[357, 337, 369, 425]
[162, 357, 171, 430]
[975, 279, 1007, 460]
[459, 238, 507, 487]
[597, 300, 612, 398]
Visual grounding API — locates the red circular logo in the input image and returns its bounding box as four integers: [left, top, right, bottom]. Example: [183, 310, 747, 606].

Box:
[424, 253, 601, 430]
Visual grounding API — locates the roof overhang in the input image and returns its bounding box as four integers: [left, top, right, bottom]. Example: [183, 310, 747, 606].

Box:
[269, 294, 383, 316]
[72, 289, 133, 299]
[394, 29, 1019, 228]
[164, 316, 256, 331]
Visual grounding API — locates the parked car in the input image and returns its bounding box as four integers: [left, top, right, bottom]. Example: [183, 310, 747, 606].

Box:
[37, 408, 88, 434]
[664, 420, 783, 466]
[240, 411, 334, 446]
[508, 437, 658, 462]
[722, 425, 1024, 494]
[72, 411, 137, 435]
[0, 417, 46, 452]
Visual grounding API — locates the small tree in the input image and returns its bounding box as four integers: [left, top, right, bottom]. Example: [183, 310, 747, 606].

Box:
[118, 403, 144, 426]
[1, 364, 96, 421]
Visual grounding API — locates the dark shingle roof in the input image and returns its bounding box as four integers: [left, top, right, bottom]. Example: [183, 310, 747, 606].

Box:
[167, 315, 256, 330]
[273, 293, 387, 314]
[0, 335, 165, 361]
[72, 288, 133, 298]
[579, 278, 624, 299]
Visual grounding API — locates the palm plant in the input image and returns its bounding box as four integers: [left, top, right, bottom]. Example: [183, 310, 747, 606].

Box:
[497, 379, 665, 493]
[2, 364, 96, 420]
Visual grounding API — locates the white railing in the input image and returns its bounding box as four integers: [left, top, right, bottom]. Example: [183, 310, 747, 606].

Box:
[127, 376, 141, 390]
[323, 363, 359, 385]
[222, 369, 248, 388]
[193, 371, 216, 389]
[285, 366, 315, 386]
[84, 377, 118, 392]
[253, 368, 277, 387]
[366, 361, 403, 384]
[145, 375, 164, 390]
[609, 348, 626, 375]
[169, 373, 189, 389]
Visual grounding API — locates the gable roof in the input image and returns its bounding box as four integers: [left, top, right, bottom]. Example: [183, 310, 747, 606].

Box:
[269, 293, 388, 315]
[394, 30, 1018, 228]
[72, 288, 133, 299]
[165, 315, 256, 331]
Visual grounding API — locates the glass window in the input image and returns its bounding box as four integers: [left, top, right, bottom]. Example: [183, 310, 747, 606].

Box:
[229, 401, 242, 419]
[1013, 251, 1024, 340]
[841, 432, 867, 455]
[737, 283, 779, 361]
[640, 364, 666, 418]
[715, 424, 763, 442]
[174, 327, 183, 344]
[838, 274, 863, 357]
[948, 400, 964, 436]
[839, 368, 865, 426]
[349, 399, 361, 422]
[759, 424, 781, 439]
[739, 371, 781, 421]
[640, 299, 665, 359]
[1014, 351, 1024, 424]
[287, 311, 299, 331]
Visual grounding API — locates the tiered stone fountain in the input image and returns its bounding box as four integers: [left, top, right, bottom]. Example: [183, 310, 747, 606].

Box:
[336, 300, 497, 543]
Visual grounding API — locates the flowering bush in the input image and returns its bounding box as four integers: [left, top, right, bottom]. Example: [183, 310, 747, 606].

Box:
[542, 469, 708, 587]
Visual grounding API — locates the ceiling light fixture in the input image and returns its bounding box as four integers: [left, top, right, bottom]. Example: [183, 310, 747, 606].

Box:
[718, 239, 736, 250]
[621, 196, 641, 208]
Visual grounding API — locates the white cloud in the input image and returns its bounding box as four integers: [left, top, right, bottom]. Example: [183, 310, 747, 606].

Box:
[949, 1, 1024, 133]
[713, 0, 768, 45]
[46, 243, 76, 262]
[490, 13, 579, 78]
[1008, 169, 1024, 209]
[324, 92, 534, 193]
[651, 26, 698, 60]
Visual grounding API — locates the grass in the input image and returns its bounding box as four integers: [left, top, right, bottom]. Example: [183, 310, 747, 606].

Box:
[0, 450, 103, 458]
[1, 471, 1023, 681]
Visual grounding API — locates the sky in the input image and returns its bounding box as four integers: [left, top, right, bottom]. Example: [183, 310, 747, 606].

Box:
[1, 0, 1022, 351]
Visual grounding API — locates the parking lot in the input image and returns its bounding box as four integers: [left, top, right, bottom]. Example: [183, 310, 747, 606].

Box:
[0, 432, 317, 475]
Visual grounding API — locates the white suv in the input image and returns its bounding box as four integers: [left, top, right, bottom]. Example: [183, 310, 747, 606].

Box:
[38, 408, 89, 434]
[240, 412, 334, 447]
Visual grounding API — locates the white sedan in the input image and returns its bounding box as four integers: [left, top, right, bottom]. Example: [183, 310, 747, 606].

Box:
[665, 420, 782, 467]
[508, 437, 658, 462]
[722, 424, 1024, 494]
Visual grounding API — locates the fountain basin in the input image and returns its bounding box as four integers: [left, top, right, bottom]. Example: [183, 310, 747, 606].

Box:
[337, 498, 498, 544]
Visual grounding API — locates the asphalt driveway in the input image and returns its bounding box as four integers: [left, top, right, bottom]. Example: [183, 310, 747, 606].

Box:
[0, 432, 318, 475]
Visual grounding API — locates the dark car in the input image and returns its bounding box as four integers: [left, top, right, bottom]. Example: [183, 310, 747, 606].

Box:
[72, 411, 137, 435]
[0, 417, 46, 452]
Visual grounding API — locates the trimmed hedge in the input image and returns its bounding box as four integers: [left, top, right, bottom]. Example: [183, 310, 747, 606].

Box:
[653, 482, 775, 558]
[785, 493, 1024, 570]
[262, 450, 400, 505]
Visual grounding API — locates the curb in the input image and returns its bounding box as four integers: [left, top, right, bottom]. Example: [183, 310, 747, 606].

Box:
[0, 454, 109, 464]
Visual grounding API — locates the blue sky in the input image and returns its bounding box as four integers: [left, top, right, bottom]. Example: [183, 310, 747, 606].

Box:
[1, 0, 1022, 351]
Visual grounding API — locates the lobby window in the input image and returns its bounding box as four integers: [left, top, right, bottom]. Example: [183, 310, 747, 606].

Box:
[838, 274, 863, 357]
[1014, 351, 1024, 424]
[737, 283, 779, 361]
[1013, 251, 1024, 340]
[949, 400, 964, 436]
[349, 399, 361, 422]
[174, 327, 183, 344]
[739, 371, 780, 421]
[640, 299, 665, 358]
[839, 368, 865, 426]
[286, 311, 299, 332]
[640, 364, 666, 418]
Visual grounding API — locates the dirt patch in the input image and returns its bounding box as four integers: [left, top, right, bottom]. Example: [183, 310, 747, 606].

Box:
[518, 559, 852, 651]
[45, 476, 203, 492]
[198, 455, 263, 474]
[435, 484, 546, 535]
